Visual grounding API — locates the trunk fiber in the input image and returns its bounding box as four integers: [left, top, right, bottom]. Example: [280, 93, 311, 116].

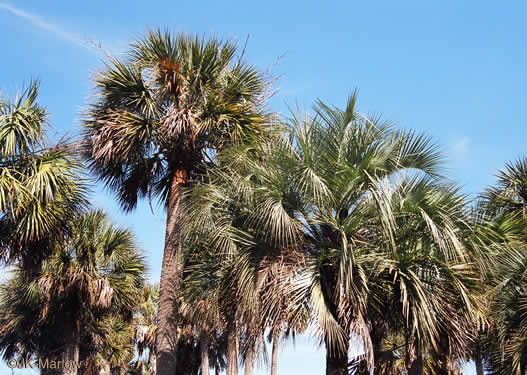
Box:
[156, 170, 188, 375]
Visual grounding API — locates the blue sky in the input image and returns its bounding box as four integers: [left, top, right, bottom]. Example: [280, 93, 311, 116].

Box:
[2, 1, 527, 374]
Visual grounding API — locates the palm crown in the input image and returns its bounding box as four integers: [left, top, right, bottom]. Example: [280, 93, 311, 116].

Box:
[83, 30, 269, 211]
[0, 80, 86, 266]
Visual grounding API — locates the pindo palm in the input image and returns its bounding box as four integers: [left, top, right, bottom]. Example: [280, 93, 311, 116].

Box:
[82, 29, 270, 374]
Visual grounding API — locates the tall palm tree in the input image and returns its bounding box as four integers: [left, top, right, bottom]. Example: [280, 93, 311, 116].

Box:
[184, 92, 448, 374]
[0, 210, 146, 375]
[0, 80, 86, 269]
[82, 29, 270, 375]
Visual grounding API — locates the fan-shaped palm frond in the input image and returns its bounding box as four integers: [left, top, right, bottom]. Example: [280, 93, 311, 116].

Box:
[0, 80, 87, 266]
[0, 210, 146, 375]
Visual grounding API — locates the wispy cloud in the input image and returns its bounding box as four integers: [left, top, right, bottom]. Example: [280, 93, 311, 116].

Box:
[451, 136, 471, 157]
[0, 2, 90, 50]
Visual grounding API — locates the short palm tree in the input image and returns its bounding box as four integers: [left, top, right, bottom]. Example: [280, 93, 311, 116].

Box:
[82, 29, 270, 375]
[353, 176, 481, 375]
[132, 284, 159, 374]
[0, 210, 146, 375]
[0, 80, 86, 269]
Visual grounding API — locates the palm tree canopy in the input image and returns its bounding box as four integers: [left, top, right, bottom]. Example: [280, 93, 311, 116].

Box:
[0, 209, 146, 368]
[476, 158, 527, 375]
[0, 80, 87, 263]
[82, 29, 270, 211]
[182, 93, 480, 373]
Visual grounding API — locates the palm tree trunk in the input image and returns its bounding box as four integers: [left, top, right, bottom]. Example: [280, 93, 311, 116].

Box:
[475, 348, 484, 375]
[407, 348, 424, 375]
[62, 320, 80, 375]
[227, 322, 239, 375]
[325, 340, 349, 375]
[245, 347, 254, 375]
[156, 170, 188, 375]
[201, 332, 210, 375]
[371, 323, 386, 364]
[271, 330, 279, 375]
[475, 359, 484, 375]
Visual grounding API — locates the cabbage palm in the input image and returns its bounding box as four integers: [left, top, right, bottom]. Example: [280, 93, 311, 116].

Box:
[352, 176, 481, 375]
[476, 157, 527, 374]
[0, 210, 146, 375]
[482, 158, 527, 224]
[132, 284, 159, 374]
[183, 246, 242, 375]
[483, 246, 527, 375]
[82, 29, 269, 375]
[0, 80, 86, 269]
[184, 92, 448, 374]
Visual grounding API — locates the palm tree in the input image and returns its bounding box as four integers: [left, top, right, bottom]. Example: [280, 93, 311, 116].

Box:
[184, 92, 450, 374]
[482, 158, 527, 225]
[181, 251, 223, 375]
[0, 210, 146, 375]
[82, 29, 270, 375]
[132, 284, 159, 374]
[183, 246, 242, 375]
[0, 80, 86, 269]
[475, 157, 527, 374]
[354, 176, 481, 375]
[257, 251, 309, 375]
[483, 246, 527, 375]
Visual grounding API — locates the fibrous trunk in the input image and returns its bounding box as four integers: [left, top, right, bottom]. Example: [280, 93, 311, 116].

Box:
[156, 170, 188, 375]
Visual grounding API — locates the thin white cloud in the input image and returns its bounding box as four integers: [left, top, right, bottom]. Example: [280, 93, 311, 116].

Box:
[451, 136, 471, 158]
[0, 2, 90, 50]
